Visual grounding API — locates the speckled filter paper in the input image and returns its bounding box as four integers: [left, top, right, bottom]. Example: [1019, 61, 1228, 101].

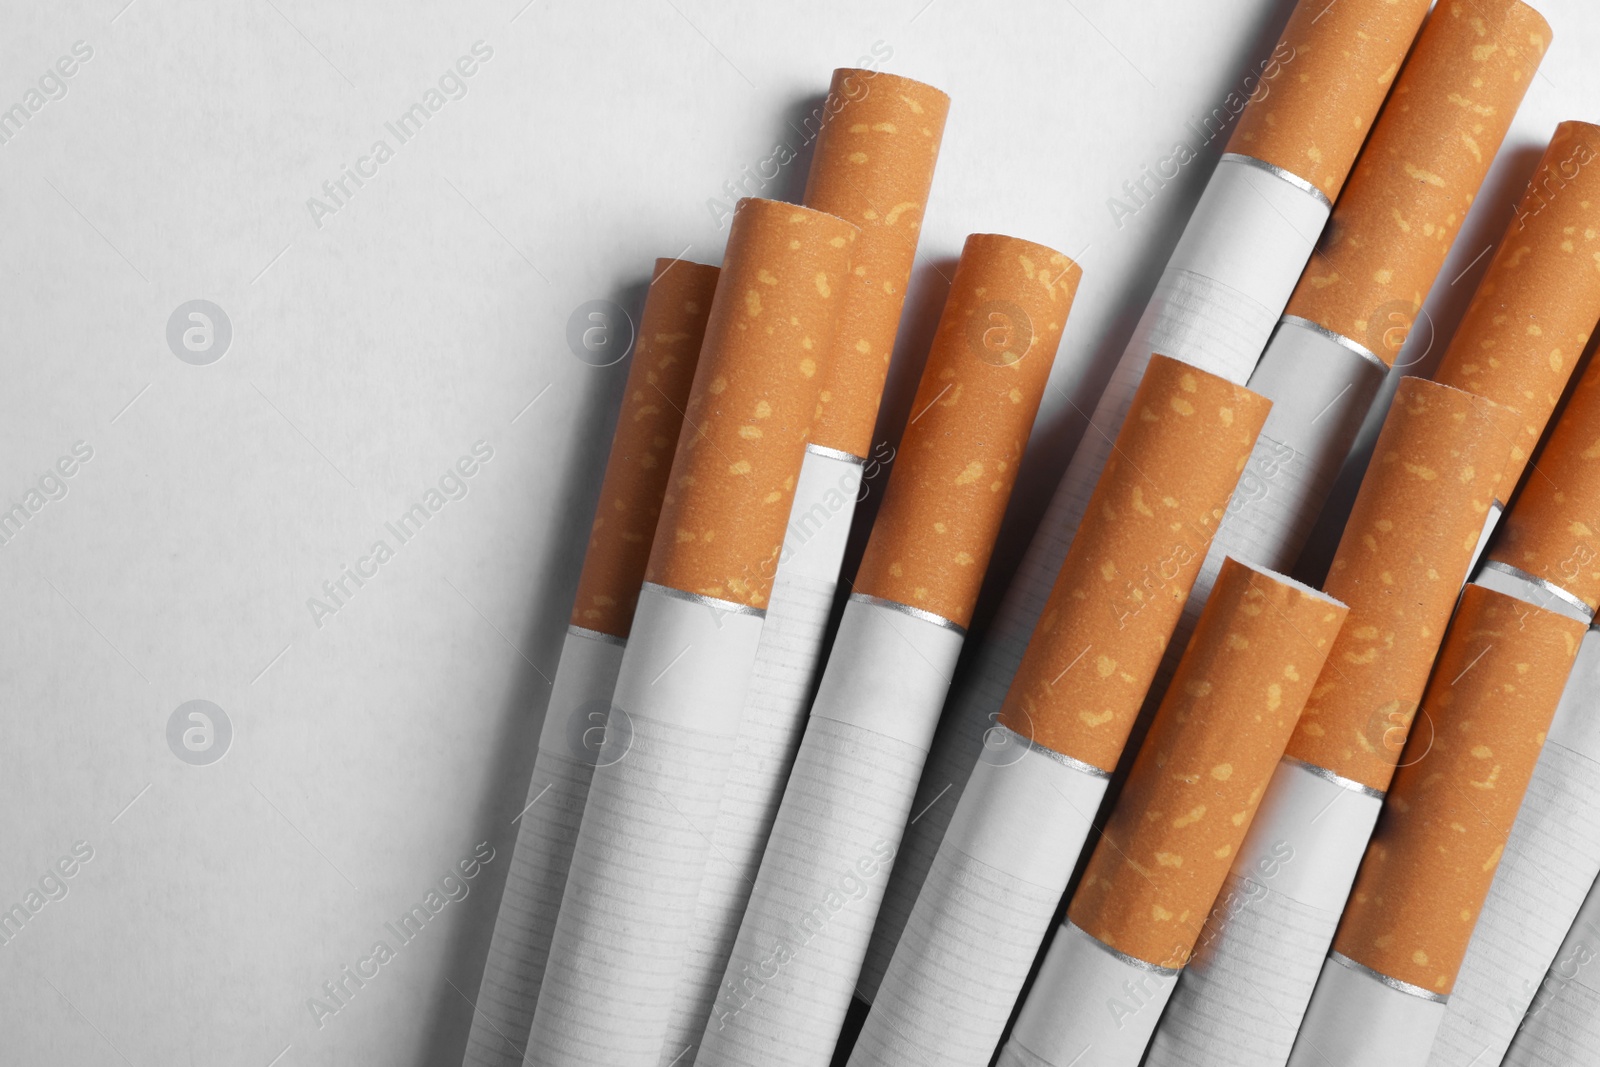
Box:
[1287, 378, 1515, 795]
[1143, 377, 1514, 1067]
[526, 199, 854, 1067]
[862, 0, 1430, 995]
[1433, 120, 1600, 504]
[1427, 358, 1600, 1066]
[1283, 0, 1549, 363]
[848, 363, 1279, 1067]
[1287, 585, 1584, 1067]
[986, 561, 1344, 1067]
[464, 258, 718, 1067]
[660, 72, 953, 1065]
[1500, 868, 1600, 1067]
[803, 69, 950, 460]
[1137, 0, 1547, 738]
[694, 234, 1074, 1067]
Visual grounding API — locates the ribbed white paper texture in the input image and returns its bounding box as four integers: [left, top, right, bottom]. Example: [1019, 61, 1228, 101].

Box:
[862, 158, 1328, 999]
[464, 628, 623, 1067]
[1427, 741, 1600, 1066]
[1145, 871, 1338, 1067]
[1286, 957, 1446, 1067]
[694, 714, 927, 1067]
[661, 570, 840, 1065]
[527, 713, 737, 1066]
[1501, 878, 1600, 1067]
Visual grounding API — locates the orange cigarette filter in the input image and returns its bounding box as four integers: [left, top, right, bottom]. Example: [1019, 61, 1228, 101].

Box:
[804, 69, 950, 460]
[1488, 354, 1600, 610]
[854, 234, 1080, 628]
[1227, 0, 1431, 201]
[644, 199, 858, 608]
[997, 356, 1271, 769]
[1069, 558, 1347, 969]
[1434, 121, 1600, 502]
[570, 258, 720, 638]
[1283, 0, 1550, 364]
[1286, 378, 1515, 793]
[1332, 583, 1584, 994]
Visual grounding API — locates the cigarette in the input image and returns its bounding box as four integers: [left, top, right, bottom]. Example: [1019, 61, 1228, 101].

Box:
[1143, 377, 1515, 1067]
[663, 70, 950, 1063]
[462, 256, 718, 1067]
[848, 357, 1269, 1067]
[1500, 865, 1600, 1066]
[1287, 584, 1584, 1067]
[1138, 0, 1549, 781]
[526, 198, 856, 1067]
[988, 560, 1345, 1067]
[694, 233, 1077, 1067]
[1434, 121, 1600, 507]
[864, 0, 1430, 996]
[1426, 349, 1600, 1066]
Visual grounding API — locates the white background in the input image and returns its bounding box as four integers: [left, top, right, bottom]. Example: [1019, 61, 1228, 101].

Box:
[0, 1, 1594, 1064]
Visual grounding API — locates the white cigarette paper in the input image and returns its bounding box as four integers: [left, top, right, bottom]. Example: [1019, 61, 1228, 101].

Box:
[525, 585, 763, 1066]
[1425, 611, 1600, 1067]
[464, 627, 625, 1067]
[864, 154, 1329, 998]
[1500, 868, 1600, 1067]
[693, 594, 965, 1067]
[1286, 954, 1448, 1067]
[659, 446, 862, 1064]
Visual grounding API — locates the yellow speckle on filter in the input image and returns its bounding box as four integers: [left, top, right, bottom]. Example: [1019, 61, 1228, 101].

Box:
[829, 236, 848, 248]
[1100, 560, 1118, 581]
[955, 552, 974, 566]
[1413, 950, 1430, 966]
[729, 460, 752, 475]
[757, 269, 778, 286]
[1211, 764, 1233, 781]
[954, 461, 984, 486]
[1572, 521, 1594, 537]
[1404, 163, 1446, 187]
[933, 522, 947, 534]
[848, 151, 868, 164]
[889, 562, 903, 577]
[1483, 844, 1505, 871]
[1460, 909, 1473, 922]
[1173, 806, 1206, 828]
[801, 337, 814, 350]
[739, 425, 762, 440]
[1373, 268, 1394, 284]
[1219, 407, 1234, 427]
[1231, 811, 1248, 826]
[1132, 486, 1155, 517]
[764, 491, 781, 503]
[640, 455, 657, 470]
[709, 376, 728, 395]
[1080, 709, 1115, 727]
[1155, 852, 1183, 867]
[990, 480, 1003, 492]
[788, 239, 800, 250]
[1227, 634, 1250, 650]
[1009, 388, 1023, 403]
[1551, 351, 1565, 372]
[676, 529, 696, 543]
[1152, 905, 1174, 922]
[745, 290, 762, 316]
[1180, 373, 1198, 393]
[754, 400, 772, 418]
[1459, 465, 1476, 483]
[1096, 655, 1117, 679]
[1266, 683, 1282, 711]
[814, 273, 831, 298]
[1472, 745, 1492, 758]
[855, 338, 871, 354]
[800, 358, 817, 378]
[1302, 723, 1325, 737]
[849, 122, 869, 133]
[1406, 464, 1437, 481]
[1214, 844, 1233, 859]
[1471, 43, 1499, 62]
[1170, 397, 1195, 416]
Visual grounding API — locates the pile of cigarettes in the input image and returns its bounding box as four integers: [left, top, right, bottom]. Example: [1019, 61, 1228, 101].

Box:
[460, 2, 1600, 1065]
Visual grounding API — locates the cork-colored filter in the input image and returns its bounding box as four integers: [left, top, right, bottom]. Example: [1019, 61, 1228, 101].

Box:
[1068, 558, 1347, 969]
[1333, 583, 1584, 994]
[570, 259, 720, 637]
[1227, 0, 1431, 201]
[853, 234, 1080, 628]
[644, 199, 857, 608]
[1435, 121, 1600, 502]
[1489, 354, 1600, 610]
[1283, 0, 1550, 363]
[803, 69, 950, 460]
[1287, 378, 1515, 793]
[997, 356, 1271, 769]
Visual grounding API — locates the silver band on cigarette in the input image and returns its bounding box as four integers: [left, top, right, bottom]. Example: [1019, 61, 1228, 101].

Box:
[848, 592, 967, 635]
[1476, 560, 1596, 624]
[1278, 315, 1387, 371]
[1075, 921, 1183, 976]
[1280, 756, 1386, 800]
[566, 623, 628, 646]
[643, 581, 768, 618]
[1330, 951, 1450, 1004]
[805, 441, 867, 465]
[1221, 152, 1333, 208]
